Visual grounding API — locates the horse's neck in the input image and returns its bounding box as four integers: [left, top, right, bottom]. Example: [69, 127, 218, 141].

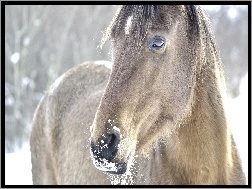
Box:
[136, 142, 182, 184]
[136, 85, 231, 184]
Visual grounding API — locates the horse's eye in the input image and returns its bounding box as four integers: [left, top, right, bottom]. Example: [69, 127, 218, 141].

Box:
[148, 36, 166, 52]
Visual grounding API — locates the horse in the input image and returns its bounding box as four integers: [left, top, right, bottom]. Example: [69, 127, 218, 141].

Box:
[30, 5, 246, 185]
[30, 62, 113, 184]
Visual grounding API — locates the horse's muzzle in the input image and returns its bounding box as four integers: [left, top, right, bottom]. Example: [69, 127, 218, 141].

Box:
[90, 130, 127, 174]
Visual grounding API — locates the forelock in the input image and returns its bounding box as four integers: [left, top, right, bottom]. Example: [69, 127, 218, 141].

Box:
[100, 5, 200, 48]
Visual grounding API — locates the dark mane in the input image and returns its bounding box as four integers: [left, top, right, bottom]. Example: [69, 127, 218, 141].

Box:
[111, 5, 157, 43]
[186, 5, 199, 35]
[101, 5, 199, 47]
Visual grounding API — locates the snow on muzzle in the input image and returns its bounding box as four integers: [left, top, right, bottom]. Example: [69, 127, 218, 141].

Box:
[90, 128, 127, 174]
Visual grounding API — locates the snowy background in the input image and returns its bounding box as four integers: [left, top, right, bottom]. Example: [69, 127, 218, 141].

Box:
[5, 5, 248, 185]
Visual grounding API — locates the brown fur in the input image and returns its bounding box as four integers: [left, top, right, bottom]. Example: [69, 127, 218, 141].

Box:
[91, 5, 246, 184]
[30, 5, 246, 185]
[30, 62, 111, 184]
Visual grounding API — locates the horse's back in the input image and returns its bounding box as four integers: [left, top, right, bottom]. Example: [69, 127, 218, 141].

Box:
[30, 62, 112, 184]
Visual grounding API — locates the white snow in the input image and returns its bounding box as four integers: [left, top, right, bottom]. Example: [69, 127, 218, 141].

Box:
[113, 126, 120, 133]
[92, 157, 118, 172]
[5, 142, 32, 185]
[225, 73, 248, 184]
[94, 60, 112, 70]
[34, 19, 40, 27]
[23, 37, 30, 47]
[10, 52, 20, 64]
[5, 74, 248, 185]
[228, 7, 238, 19]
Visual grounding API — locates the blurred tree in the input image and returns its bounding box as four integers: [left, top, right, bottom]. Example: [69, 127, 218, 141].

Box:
[5, 5, 118, 152]
[204, 5, 248, 97]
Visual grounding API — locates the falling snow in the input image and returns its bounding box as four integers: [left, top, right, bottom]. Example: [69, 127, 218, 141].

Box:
[10, 52, 20, 64]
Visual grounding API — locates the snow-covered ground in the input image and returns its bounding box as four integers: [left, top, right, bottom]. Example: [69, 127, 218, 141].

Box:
[5, 142, 32, 185]
[5, 73, 248, 185]
[225, 73, 248, 184]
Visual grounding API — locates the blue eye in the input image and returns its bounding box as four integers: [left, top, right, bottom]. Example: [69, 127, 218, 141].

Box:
[148, 36, 166, 51]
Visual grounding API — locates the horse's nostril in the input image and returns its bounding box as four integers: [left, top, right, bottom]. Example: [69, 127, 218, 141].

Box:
[102, 133, 119, 160]
[107, 133, 117, 147]
[91, 131, 120, 163]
